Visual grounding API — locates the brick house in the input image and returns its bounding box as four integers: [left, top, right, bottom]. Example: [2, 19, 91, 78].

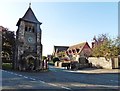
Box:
[67, 42, 92, 59]
[53, 42, 91, 59]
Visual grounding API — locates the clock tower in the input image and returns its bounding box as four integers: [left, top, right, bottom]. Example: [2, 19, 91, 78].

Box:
[14, 4, 43, 71]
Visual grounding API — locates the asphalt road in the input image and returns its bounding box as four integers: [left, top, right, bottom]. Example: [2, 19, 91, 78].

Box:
[1, 66, 120, 91]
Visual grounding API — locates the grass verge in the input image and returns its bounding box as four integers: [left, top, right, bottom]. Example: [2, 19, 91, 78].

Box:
[2, 63, 12, 70]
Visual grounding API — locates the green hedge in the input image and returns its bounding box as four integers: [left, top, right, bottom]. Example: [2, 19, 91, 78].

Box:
[52, 57, 60, 63]
[48, 60, 54, 65]
[2, 63, 12, 70]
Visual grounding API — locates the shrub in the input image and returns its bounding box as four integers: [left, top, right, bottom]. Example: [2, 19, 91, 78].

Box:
[2, 63, 12, 70]
[42, 56, 47, 60]
[52, 57, 60, 63]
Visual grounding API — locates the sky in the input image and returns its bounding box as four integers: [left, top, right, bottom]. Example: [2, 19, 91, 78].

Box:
[0, 1, 118, 56]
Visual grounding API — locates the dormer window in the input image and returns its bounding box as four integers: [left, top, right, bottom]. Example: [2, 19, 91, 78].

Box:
[76, 49, 79, 53]
[72, 49, 75, 53]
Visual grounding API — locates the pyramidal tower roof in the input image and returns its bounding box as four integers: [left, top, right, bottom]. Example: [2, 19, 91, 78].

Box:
[16, 3, 42, 26]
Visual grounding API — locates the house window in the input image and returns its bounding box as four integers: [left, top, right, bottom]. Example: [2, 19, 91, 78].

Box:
[72, 49, 75, 53]
[69, 50, 71, 53]
[66, 51, 68, 55]
[76, 49, 79, 53]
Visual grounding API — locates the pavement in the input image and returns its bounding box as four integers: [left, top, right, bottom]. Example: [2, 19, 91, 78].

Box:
[64, 68, 120, 74]
[50, 65, 120, 74]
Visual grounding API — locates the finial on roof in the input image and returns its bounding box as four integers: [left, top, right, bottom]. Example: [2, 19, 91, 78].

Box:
[29, 2, 31, 8]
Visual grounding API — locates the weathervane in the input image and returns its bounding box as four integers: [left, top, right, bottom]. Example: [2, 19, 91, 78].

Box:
[29, 2, 31, 8]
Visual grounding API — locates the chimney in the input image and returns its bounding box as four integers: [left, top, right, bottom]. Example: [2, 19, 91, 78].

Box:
[92, 42, 95, 48]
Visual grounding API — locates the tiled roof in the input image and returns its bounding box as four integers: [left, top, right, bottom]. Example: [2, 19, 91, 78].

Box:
[22, 7, 40, 23]
[67, 42, 91, 54]
[68, 42, 87, 50]
[54, 46, 69, 52]
[16, 7, 41, 26]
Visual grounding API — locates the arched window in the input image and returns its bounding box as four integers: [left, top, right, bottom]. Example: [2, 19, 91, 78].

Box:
[32, 27, 34, 33]
[25, 26, 27, 31]
[29, 27, 32, 32]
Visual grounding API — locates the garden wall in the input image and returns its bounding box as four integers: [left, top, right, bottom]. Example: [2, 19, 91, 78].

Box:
[88, 57, 118, 69]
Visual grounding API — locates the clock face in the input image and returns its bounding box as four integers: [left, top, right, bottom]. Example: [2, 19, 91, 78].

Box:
[27, 37, 35, 44]
[25, 32, 36, 44]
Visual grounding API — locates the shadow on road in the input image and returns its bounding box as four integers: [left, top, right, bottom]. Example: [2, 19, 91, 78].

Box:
[2, 67, 120, 90]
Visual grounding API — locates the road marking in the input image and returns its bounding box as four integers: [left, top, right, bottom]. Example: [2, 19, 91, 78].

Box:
[14, 73, 18, 76]
[110, 80, 114, 81]
[29, 77, 36, 81]
[110, 80, 118, 83]
[23, 76, 28, 79]
[61, 86, 72, 90]
[39, 80, 45, 84]
[48, 83, 57, 86]
[7, 72, 11, 73]
[18, 74, 22, 77]
[114, 81, 118, 83]
[10, 72, 13, 74]
[94, 84, 119, 88]
[3, 70, 7, 72]
[3, 70, 71, 90]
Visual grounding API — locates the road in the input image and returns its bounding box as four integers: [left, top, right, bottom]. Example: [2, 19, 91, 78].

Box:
[1, 65, 120, 91]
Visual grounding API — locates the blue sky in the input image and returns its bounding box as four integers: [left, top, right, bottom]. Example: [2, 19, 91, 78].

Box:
[0, 1, 118, 56]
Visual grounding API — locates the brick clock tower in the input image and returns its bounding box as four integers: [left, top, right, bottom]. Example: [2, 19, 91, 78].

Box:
[14, 4, 42, 71]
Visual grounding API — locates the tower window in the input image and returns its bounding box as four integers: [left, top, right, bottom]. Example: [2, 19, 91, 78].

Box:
[29, 27, 32, 32]
[25, 26, 27, 31]
[29, 46, 31, 50]
[32, 27, 34, 33]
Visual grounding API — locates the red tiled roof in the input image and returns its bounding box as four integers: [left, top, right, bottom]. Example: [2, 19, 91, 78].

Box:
[67, 42, 91, 54]
[68, 42, 86, 50]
